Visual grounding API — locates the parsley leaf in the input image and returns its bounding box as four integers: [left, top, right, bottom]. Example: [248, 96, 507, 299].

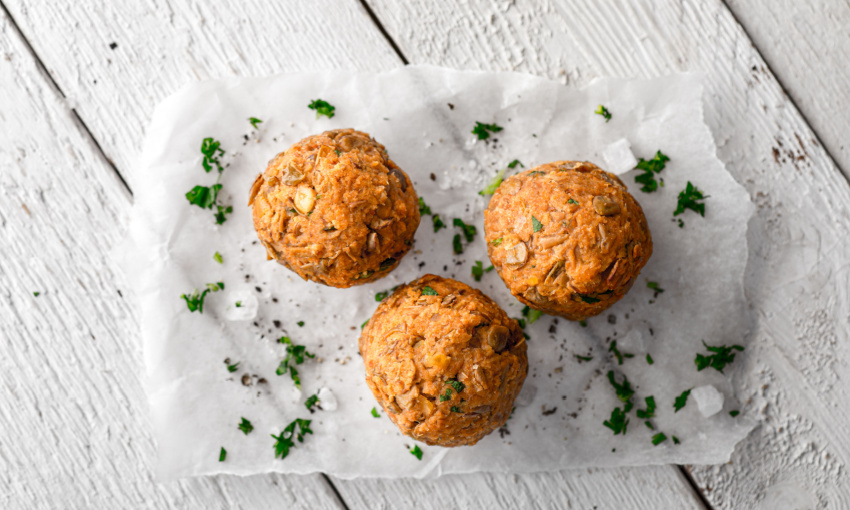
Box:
[371, 407, 380, 418]
[652, 432, 667, 446]
[491, 237, 503, 246]
[608, 340, 634, 365]
[433, 215, 446, 232]
[672, 435, 681, 444]
[633, 151, 670, 193]
[439, 388, 452, 402]
[472, 260, 485, 282]
[453, 218, 476, 242]
[575, 354, 593, 363]
[603, 407, 629, 435]
[521, 305, 543, 324]
[471, 121, 503, 140]
[181, 282, 224, 313]
[594, 105, 612, 122]
[446, 379, 465, 393]
[275, 337, 316, 389]
[531, 215, 543, 233]
[235, 301, 242, 308]
[186, 184, 221, 210]
[305, 394, 319, 412]
[646, 281, 664, 293]
[729, 410, 740, 417]
[33, 292, 41, 297]
[227, 362, 240, 373]
[450, 405, 463, 413]
[238, 417, 254, 435]
[508, 159, 524, 169]
[635, 396, 656, 419]
[418, 197, 432, 216]
[219, 447, 226, 462]
[695, 340, 744, 373]
[674, 181, 707, 217]
[479, 169, 506, 196]
[271, 418, 313, 460]
[361, 319, 369, 329]
[213, 251, 223, 264]
[249, 117, 263, 129]
[453, 234, 463, 254]
[200, 137, 224, 173]
[674, 388, 692, 412]
[567, 198, 578, 205]
[410, 444, 423, 460]
[646, 353, 654, 365]
[579, 320, 587, 327]
[376, 290, 389, 301]
[188, 138, 232, 224]
[308, 99, 335, 119]
[607, 371, 635, 412]
[421, 286, 438, 296]
[297, 321, 305, 327]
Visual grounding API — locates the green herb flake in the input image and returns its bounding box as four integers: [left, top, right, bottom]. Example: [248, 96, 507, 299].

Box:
[652, 432, 667, 446]
[227, 362, 240, 373]
[595, 104, 612, 122]
[33, 292, 40, 297]
[603, 407, 629, 435]
[479, 168, 506, 196]
[450, 405, 463, 413]
[634, 150, 670, 193]
[418, 197, 432, 216]
[334, 149, 341, 156]
[521, 305, 544, 324]
[674, 388, 692, 412]
[200, 137, 225, 173]
[361, 319, 369, 329]
[674, 181, 707, 217]
[271, 418, 313, 460]
[181, 282, 225, 313]
[371, 407, 380, 418]
[607, 371, 635, 412]
[453, 234, 463, 254]
[575, 354, 593, 363]
[214, 252, 223, 264]
[219, 447, 227, 462]
[188, 138, 232, 224]
[421, 286, 438, 296]
[646, 281, 664, 293]
[308, 99, 335, 119]
[729, 410, 740, 417]
[577, 294, 600, 304]
[646, 353, 654, 365]
[695, 340, 744, 373]
[433, 214, 446, 232]
[453, 218, 477, 242]
[238, 417, 254, 435]
[297, 321, 305, 327]
[446, 379, 466, 393]
[376, 290, 389, 301]
[608, 340, 634, 365]
[579, 320, 587, 327]
[507, 159, 524, 169]
[275, 337, 316, 389]
[439, 388, 452, 402]
[471, 121, 503, 140]
[635, 396, 656, 419]
[567, 198, 579, 205]
[249, 117, 263, 129]
[491, 237, 504, 246]
[672, 435, 681, 444]
[472, 261, 485, 282]
[410, 444, 423, 460]
[305, 394, 320, 411]
[531, 215, 543, 233]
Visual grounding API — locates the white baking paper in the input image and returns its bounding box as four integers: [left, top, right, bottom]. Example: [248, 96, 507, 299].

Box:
[126, 66, 756, 480]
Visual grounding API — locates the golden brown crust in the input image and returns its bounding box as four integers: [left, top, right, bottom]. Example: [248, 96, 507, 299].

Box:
[484, 161, 652, 320]
[359, 275, 528, 447]
[250, 129, 420, 287]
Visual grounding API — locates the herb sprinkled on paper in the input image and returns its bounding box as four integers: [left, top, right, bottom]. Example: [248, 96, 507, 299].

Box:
[594, 105, 612, 122]
[272, 418, 313, 460]
[674, 181, 707, 218]
[308, 99, 335, 119]
[471, 121, 503, 140]
[238, 417, 254, 435]
[695, 340, 744, 373]
[634, 150, 670, 193]
[249, 117, 263, 129]
[674, 388, 692, 412]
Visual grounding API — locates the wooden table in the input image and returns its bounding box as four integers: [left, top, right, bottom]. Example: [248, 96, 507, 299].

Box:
[2, 1, 848, 508]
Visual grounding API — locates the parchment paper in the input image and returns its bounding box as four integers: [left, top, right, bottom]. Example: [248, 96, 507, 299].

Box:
[126, 66, 756, 480]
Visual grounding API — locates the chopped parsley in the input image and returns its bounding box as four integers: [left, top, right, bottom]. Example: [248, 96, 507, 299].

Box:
[308, 99, 335, 119]
[674, 388, 692, 412]
[634, 150, 670, 193]
[521, 305, 543, 324]
[646, 353, 654, 365]
[361, 319, 369, 329]
[471, 121, 503, 140]
[507, 159, 524, 169]
[418, 197, 432, 216]
[235, 301, 242, 308]
[729, 410, 740, 417]
[452, 234, 463, 254]
[33, 292, 40, 297]
[410, 444, 423, 460]
[227, 361, 240, 373]
[479, 169, 506, 196]
[421, 286, 438, 296]
[305, 394, 319, 411]
[674, 181, 707, 217]
[646, 281, 664, 293]
[433, 215, 446, 232]
[595, 104, 612, 122]
[238, 417, 254, 435]
[695, 340, 744, 373]
[453, 218, 476, 242]
[603, 407, 629, 435]
[491, 237, 503, 246]
[608, 340, 634, 365]
[213, 251, 223, 264]
[271, 418, 313, 460]
[531, 215, 543, 233]
[446, 379, 465, 393]
[672, 436, 681, 444]
[181, 282, 224, 313]
[471, 260, 494, 282]
[645, 421, 655, 430]
[187, 137, 232, 224]
[567, 198, 578, 205]
[579, 320, 587, 327]
[371, 407, 380, 418]
[249, 117, 262, 129]
[376, 290, 389, 301]
[450, 405, 463, 413]
[607, 371, 635, 412]
[635, 396, 656, 419]
[575, 354, 593, 363]
[219, 447, 227, 462]
[440, 388, 453, 402]
[275, 337, 316, 389]
[577, 294, 601, 304]
[297, 321, 305, 327]
[200, 137, 224, 173]
[651, 432, 667, 446]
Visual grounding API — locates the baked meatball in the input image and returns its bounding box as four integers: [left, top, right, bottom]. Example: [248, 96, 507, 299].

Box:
[360, 275, 528, 447]
[484, 161, 652, 320]
[249, 129, 419, 287]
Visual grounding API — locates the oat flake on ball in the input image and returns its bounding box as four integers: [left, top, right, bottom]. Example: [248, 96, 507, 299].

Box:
[359, 275, 528, 447]
[484, 160, 652, 320]
[249, 129, 420, 288]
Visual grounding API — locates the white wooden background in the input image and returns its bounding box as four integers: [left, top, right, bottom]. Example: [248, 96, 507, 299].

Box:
[1, 0, 848, 508]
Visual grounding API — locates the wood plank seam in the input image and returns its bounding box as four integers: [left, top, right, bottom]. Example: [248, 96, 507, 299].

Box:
[358, 0, 409, 64]
[679, 466, 713, 510]
[0, 0, 133, 199]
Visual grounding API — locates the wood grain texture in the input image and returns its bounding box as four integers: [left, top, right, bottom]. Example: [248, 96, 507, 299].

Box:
[725, 0, 850, 178]
[0, 12, 342, 510]
[1, 0, 712, 508]
[365, 0, 850, 508]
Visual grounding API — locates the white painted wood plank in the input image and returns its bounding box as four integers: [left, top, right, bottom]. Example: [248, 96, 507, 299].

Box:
[726, 0, 850, 177]
[0, 14, 342, 510]
[2, 0, 708, 508]
[365, 0, 850, 507]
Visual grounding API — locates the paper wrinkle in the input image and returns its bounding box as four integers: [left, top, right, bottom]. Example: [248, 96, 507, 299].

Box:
[127, 66, 756, 480]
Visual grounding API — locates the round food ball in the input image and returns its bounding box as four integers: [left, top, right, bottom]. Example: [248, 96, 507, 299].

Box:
[484, 161, 652, 320]
[249, 129, 420, 287]
[360, 275, 528, 447]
